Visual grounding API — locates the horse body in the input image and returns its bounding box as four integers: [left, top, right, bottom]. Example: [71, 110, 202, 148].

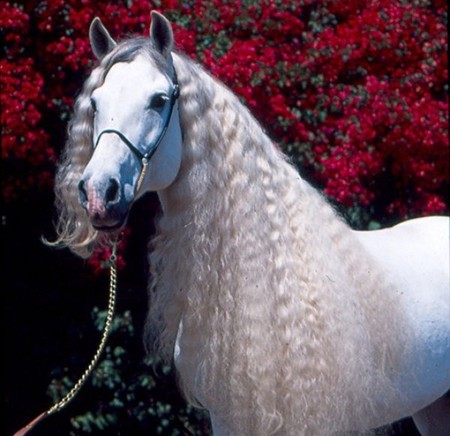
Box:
[52, 12, 450, 435]
[184, 216, 450, 434]
[355, 217, 450, 429]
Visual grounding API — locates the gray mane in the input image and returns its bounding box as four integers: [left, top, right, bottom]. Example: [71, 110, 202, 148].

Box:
[101, 36, 172, 81]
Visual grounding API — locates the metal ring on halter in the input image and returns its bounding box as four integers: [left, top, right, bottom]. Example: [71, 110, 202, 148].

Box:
[94, 70, 180, 194]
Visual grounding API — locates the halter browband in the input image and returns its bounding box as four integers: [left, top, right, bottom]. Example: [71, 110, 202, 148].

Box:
[94, 68, 180, 193]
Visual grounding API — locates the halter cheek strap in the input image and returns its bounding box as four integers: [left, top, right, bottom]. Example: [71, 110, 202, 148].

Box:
[94, 72, 180, 194]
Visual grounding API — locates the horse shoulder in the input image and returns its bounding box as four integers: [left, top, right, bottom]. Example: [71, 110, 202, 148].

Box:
[354, 216, 450, 411]
[354, 216, 449, 304]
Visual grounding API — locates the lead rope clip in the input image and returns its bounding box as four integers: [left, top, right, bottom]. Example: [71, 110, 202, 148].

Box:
[135, 157, 149, 195]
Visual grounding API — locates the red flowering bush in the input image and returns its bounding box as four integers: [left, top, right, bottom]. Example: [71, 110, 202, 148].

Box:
[1, 4, 54, 199]
[2, 0, 448, 226]
[3, 1, 447, 433]
[193, 0, 448, 221]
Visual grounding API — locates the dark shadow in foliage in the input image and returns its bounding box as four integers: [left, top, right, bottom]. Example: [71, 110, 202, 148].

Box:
[2, 192, 210, 435]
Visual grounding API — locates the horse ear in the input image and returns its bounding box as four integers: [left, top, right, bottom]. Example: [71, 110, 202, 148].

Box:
[150, 11, 174, 59]
[89, 17, 117, 60]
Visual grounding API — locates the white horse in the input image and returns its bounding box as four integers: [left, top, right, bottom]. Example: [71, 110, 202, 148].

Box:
[53, 12, 449, 435]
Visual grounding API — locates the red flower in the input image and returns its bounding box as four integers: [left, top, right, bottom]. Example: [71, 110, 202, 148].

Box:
[2, 0, 448, 269]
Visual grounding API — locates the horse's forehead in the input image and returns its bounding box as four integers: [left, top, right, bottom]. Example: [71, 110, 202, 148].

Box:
[99, 54, 169, 98]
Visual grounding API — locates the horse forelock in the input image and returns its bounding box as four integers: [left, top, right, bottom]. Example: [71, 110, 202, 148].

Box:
[101, 37, 171, 80]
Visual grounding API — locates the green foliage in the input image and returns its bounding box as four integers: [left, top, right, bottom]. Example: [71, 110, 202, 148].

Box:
[48, 309, 211, 434]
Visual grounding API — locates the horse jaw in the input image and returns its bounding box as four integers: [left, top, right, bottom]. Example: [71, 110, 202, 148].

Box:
[138, 100, 182, 195]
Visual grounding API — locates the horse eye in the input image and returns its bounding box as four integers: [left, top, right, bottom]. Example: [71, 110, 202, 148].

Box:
[148, 94, 168, 111]
[90, 97, 97, 113]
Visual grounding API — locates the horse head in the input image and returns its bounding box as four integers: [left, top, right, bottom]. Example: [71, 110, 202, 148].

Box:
[78, 12, 182, 230]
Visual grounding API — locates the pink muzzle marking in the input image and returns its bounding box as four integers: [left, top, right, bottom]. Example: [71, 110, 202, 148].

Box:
[87, 178, 107, 218]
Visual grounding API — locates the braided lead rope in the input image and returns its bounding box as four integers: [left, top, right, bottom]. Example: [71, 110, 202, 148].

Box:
[14, 241, 119, 436]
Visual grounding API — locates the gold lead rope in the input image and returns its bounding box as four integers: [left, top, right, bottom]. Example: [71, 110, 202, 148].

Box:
[135, 157, 149, 194]
[14, 241, 119, 436]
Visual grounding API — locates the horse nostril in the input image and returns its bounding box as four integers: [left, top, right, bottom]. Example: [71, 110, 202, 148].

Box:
[78, 179, 88, 208]
[105, 178, 120, 205]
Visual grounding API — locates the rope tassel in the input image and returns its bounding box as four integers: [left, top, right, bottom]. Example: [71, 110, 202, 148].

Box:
[14, 242, 119, 435]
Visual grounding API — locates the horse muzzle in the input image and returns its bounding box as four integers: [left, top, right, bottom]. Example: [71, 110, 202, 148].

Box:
[78, 176, 129, 231]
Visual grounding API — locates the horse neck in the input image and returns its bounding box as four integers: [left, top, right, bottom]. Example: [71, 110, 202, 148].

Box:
[159, 53, 301, 215]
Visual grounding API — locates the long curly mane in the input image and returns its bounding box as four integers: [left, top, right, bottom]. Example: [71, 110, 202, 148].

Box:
[53, 36, 413, 434]
[147, 52, 413, 433]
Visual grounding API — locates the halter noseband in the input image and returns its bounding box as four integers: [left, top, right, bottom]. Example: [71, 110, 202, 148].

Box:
[94, 69, 180, 193]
